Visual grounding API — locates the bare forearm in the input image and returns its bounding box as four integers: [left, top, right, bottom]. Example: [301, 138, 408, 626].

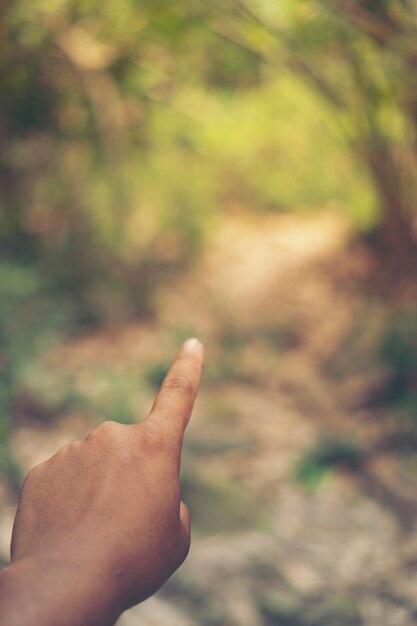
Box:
[0, 556, 122, 626]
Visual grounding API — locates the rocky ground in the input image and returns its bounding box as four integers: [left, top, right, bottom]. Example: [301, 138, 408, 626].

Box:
[2, 212, 417, 625]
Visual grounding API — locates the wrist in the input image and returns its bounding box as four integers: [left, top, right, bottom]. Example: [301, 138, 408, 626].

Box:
[0, 553, 124, 626]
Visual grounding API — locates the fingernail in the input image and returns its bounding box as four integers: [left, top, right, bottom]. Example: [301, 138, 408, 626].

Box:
[183, 338, 201, 352]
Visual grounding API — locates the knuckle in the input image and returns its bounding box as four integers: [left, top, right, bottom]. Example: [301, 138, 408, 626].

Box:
[22, 461, 47, 491]
[99, 419, 121, 433]
[163, 374, 194, 397]
[61, 440, 82, 453]
[25, 463, 43, 482]
[139, 421, 171, 455]
[86, 420, 122, 441]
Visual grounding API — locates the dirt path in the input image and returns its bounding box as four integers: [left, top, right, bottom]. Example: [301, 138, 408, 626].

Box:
[2, 212, 417, 625]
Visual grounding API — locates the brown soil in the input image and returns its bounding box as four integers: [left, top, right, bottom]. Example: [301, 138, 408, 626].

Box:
[2, 212, 417, 626]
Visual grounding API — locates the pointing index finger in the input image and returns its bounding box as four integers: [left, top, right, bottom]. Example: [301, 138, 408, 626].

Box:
[147, 338, 204, 442]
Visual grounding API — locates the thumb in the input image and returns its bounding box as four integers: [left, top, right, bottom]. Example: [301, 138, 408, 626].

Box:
[178, 501, 191, 563]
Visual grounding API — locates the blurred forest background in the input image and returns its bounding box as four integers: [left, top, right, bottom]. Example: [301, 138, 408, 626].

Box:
[2, 1, 417, 625]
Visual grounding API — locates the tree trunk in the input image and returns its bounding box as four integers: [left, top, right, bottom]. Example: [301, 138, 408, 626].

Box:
[366, 140, 417, 278]
[0, 0, 8, 200]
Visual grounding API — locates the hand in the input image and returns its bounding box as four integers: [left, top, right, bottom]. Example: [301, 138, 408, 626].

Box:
[0, 338, 204, 626]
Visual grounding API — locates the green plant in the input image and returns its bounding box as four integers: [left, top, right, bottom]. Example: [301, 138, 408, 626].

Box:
[145, 362, 171, 390]
[380, 309, 417, 414]
[295, 438, 364, 490]
[0, 262, 69, 486]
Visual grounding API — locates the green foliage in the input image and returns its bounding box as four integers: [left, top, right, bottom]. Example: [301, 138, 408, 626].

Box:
[218, 0, 417, 255]
[2, 0, 416, 482]
[381, 309, 417, 383]
[181, 470, 266, 534]
[260, 590, 362, 626]
[144, 362, 171, 390]
[295, 438, 364, 490]
[1, 0, 383, 318]
[0, 263, 67, 398]
[75, 367, 148, 425]
[104, 395, 136, 425]
[380, 308, 417, 415]
[1, 1, 218, 327]
[0, 262, 70, 481]
[0, 443, 23, 492]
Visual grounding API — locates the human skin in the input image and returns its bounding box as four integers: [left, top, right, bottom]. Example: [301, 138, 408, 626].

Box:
[0, 338, 204, 626]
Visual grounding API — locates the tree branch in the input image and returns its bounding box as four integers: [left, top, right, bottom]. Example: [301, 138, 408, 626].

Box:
[209, 2, 348, 110]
